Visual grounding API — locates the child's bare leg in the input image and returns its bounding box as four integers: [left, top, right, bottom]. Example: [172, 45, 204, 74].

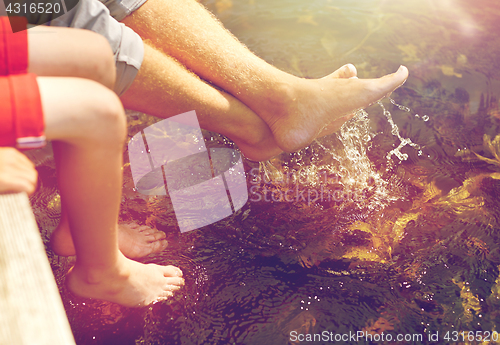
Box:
[39, 77, 183, 306]
[28, 27, 168, 258]
[123, 0, 408, 152]
[51, 214, 168, 259]
[28, 26, 116, 89]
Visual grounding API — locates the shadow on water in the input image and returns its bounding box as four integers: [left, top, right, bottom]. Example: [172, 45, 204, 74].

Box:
[27, 0, 500, 344]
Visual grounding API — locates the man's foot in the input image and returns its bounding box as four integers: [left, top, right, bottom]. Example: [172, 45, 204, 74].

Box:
[317, 64, 358, 137]
[67, 252, 184, 307]
[216, 96, 283, 162]
[51, 221, 168, 259]
[231, 64, 360, 161]
[257, 65, 409, 152]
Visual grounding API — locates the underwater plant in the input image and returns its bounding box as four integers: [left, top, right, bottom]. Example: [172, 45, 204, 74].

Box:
[473, 134, 500, 169]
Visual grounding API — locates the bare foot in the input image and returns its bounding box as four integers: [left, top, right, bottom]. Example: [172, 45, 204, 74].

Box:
[231, 63, 361, 161]
[67, 252, 184, 307]
[51, 218, 168, 259]
[317, 64, 358, 137]
[219, 98, 283, 162]
[258, 65, 409, 152]
[328, 63, 358, 80]
[118, 223, 169, 258]
[317, 113, 356, 137]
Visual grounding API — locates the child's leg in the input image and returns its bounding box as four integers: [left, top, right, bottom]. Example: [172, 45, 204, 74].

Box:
[26, 27, 168, 258]
[52, 208, 169, 259]
[39, 76, 183, 306]
[28, 26, 116, 90]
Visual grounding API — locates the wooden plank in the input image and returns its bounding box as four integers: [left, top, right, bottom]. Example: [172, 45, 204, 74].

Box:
[0, 193, 75, 345]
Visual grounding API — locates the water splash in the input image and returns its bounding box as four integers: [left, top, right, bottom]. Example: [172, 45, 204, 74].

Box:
[253, 98, 430, 214]
[255, 108, 403, 213]
[390, 98, 430, 122]
[381, 98, 422, 161]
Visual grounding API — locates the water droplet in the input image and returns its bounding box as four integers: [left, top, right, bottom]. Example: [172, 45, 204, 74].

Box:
[380, 101, 421, 161]
[389, 97, 411, 112]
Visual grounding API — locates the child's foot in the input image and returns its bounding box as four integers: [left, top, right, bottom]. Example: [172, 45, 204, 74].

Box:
[51, 221, 168, 259]
[67, 252, 184, 307]
[255, 65, 409, 152]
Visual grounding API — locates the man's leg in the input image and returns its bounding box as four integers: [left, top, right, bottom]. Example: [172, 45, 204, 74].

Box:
[39, 76, 183, 306]
[121, 43, 282, 161]
[122, 0, 408, 152]
[121, 44, 360, 161]
[26, 27, 168, 258]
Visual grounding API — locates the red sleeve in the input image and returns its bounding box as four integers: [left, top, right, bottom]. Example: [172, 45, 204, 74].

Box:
[0, 76, 15, 146]
[0, 16, 29, 75]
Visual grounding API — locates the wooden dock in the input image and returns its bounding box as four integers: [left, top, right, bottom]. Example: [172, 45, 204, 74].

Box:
[0, 193, 76, 345]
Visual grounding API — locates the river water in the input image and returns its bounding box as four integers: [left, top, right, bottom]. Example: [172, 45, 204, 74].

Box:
[30, 0, 500, 344]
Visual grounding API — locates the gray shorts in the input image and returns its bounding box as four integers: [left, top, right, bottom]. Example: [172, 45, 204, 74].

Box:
[49, 0, 147, 95]
[99, 0, 147, 21]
